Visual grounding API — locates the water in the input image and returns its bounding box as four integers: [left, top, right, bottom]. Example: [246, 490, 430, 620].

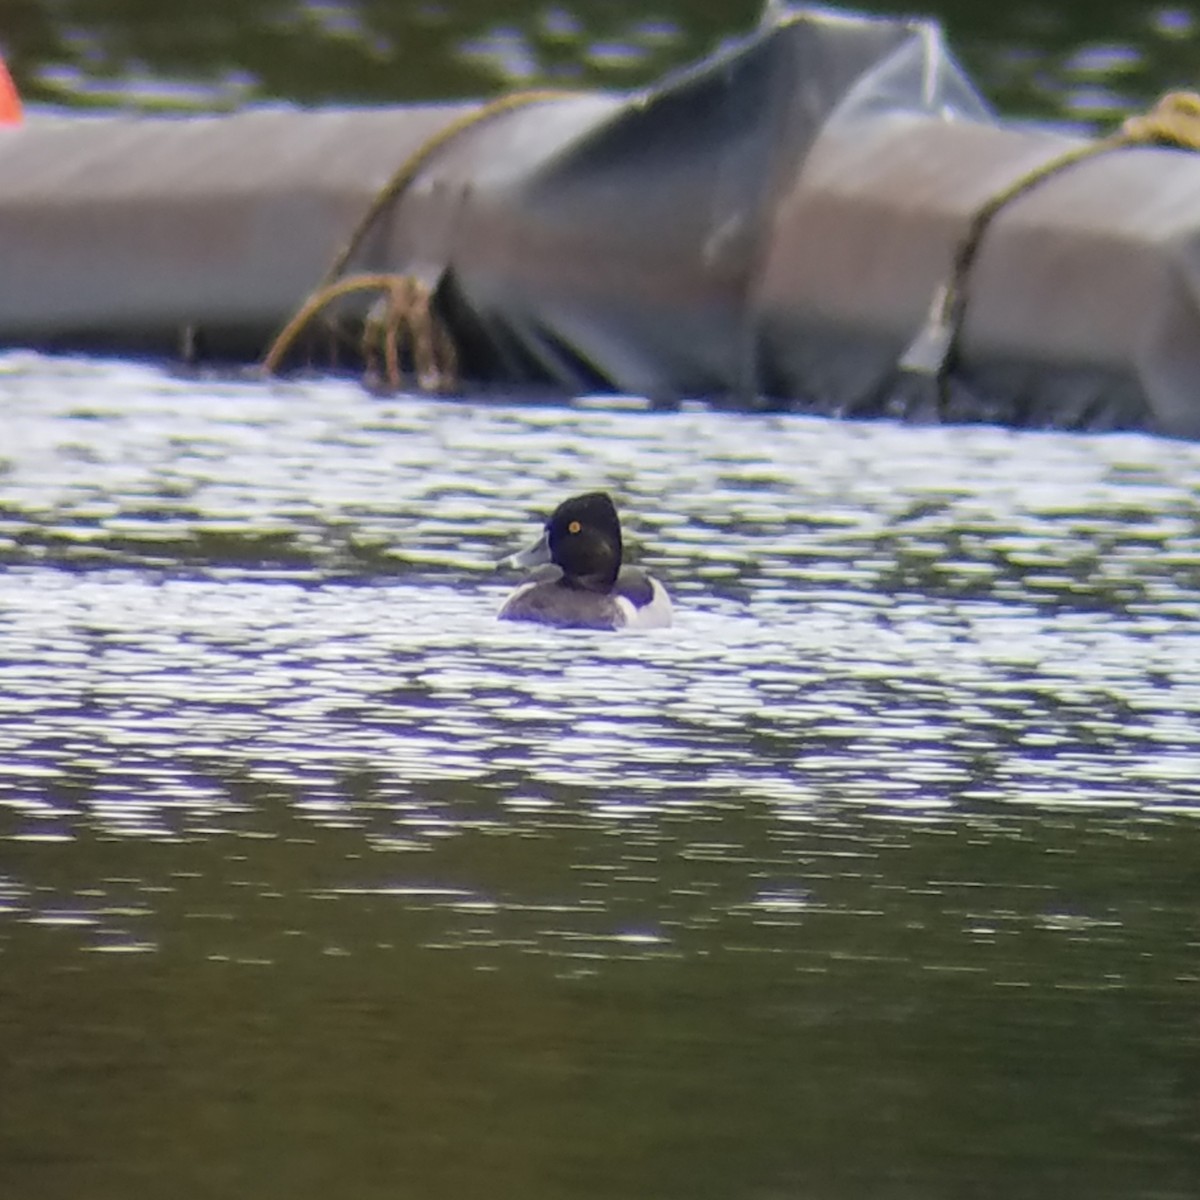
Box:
[1, 354, 1199, 1198]
[7, 0, 1200, 129]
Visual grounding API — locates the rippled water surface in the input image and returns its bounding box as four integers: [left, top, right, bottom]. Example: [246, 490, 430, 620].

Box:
[1, 355, 1198, 1199]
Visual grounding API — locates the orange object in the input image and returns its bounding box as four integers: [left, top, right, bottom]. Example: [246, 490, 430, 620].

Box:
[0, 56, 22, 125]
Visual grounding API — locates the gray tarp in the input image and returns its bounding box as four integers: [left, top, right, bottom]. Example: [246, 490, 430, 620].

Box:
[3, 4, 1200, 435]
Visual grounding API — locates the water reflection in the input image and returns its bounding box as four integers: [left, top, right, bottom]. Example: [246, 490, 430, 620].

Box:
[6, 0, 1200, 126]
[2, 355, 1199, 1198]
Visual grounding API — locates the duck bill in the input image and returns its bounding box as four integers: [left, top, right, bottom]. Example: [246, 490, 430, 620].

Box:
[501, 530, 552, 571]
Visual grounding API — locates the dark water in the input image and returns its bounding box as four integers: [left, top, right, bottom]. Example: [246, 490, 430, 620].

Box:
[1, 354, 1199, 1198]
[6, 0, 1200, 128]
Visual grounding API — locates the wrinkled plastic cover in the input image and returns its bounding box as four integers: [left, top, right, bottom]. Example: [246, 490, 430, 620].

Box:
[423, 4, 989, 399]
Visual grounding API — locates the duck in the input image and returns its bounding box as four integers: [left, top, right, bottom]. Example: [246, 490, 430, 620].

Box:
[498, 492, 673, 630]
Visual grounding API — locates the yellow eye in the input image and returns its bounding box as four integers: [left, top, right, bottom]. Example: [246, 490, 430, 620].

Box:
[568, 520, 581, 534]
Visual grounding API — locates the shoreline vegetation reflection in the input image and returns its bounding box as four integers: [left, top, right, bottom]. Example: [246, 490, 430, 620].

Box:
[2, 1, 1200, 128]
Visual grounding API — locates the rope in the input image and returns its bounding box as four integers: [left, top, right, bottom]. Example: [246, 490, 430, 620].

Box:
[261, 88, 580, 389]
[899, 90, 1200, 390]
[260, 272, 457, 392]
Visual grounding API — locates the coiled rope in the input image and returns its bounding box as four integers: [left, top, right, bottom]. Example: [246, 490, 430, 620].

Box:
[899, 90, 1200, 389]
[261, 89, 580, 389]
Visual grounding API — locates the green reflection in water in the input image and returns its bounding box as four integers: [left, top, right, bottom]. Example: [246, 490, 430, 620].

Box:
[4, 0, 1200, 125]
[1, 788, 1197, 1200]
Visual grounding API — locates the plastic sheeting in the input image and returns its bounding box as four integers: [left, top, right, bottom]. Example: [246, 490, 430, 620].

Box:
[3, 5, 1200, 435]
[397, 5, 989, 400]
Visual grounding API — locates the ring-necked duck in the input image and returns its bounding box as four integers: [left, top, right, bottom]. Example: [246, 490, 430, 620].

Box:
[498, 492, 673, 630]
